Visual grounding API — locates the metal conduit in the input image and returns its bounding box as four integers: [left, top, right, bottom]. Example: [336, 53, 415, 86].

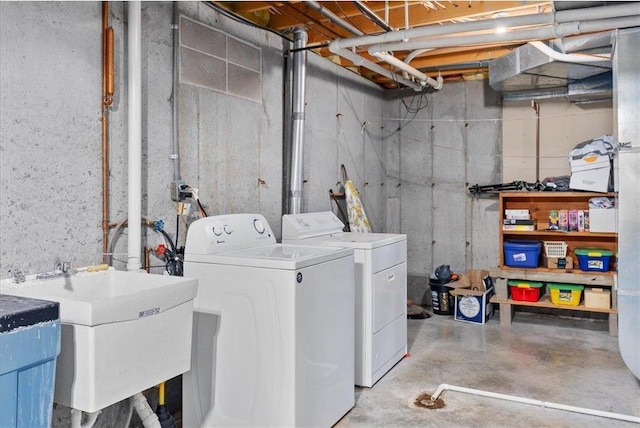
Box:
[353, 1, 394, 32]
[171, 2, 180, 184]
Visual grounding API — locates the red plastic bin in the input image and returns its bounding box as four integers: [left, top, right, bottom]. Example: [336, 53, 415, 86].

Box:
[508, 280, 543, 302]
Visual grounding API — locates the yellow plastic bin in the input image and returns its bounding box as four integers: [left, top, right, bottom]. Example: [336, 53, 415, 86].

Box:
[547, 283, 584, 306]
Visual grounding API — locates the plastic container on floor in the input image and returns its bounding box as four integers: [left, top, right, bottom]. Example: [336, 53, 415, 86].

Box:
[503, 240, 542, 268]
[430, 279, 455, 315]
[547, 283, 584, 306]
[574, 248, 613, 272]
[508, 280, 543, 302]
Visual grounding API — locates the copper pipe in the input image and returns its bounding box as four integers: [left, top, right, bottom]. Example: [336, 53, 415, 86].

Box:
[101, 1, 111, 264]
[105, 27, 115, 105]
[144, 247, 151, 273]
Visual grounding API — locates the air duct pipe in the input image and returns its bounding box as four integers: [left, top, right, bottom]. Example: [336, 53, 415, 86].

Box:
[305, 0, 441, 90]
[288, 28, 308, 215]
[127, 1, 142, 272]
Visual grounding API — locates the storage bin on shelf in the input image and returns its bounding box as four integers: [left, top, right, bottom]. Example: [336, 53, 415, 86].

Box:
[503, 240, 541, 268]
[543, 241, 568, 258]
[547, 283, 584, 306]
[584, 288, 611, 309]
[507, 280, 543, 302]
[574, 248, 613, 272]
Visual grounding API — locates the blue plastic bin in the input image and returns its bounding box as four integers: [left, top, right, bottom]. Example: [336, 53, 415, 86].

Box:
[503, 240, 542, 268]
[575, 248, 614, 272]
[0, 295, 60, 428]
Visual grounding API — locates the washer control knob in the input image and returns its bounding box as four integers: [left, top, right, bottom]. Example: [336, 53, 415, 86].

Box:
[253, 218, 265, 234]
[212, 225, 223, 236]
[224, 225, 233, 235]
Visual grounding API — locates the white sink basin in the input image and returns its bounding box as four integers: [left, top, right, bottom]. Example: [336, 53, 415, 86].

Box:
[1, 267, 198, 413]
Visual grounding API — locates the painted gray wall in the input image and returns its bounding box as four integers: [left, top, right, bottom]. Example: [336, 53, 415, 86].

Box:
[0, 1, 502, 423]
[384, 81, 502, 303]
[0, 2, 386, 279]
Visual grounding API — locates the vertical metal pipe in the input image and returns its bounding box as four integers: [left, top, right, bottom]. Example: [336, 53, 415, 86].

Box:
[288, 28, 307, 215]
[282, 39, 294, 216]
[171, 2, 180, 183]
[127, 1, 142, 272]
[532, 101, 540, 181]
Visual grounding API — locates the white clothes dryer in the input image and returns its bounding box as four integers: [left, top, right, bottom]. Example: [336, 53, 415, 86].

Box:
[282, 211, 407, 387]
[183, 214, 355, 428]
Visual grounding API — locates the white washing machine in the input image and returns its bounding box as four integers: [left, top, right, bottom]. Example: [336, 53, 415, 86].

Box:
[282, 211, 407, 387]
[182, 213, 355, 428]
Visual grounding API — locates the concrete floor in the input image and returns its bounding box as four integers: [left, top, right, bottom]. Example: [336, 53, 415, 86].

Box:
[336, 310, 640, 428]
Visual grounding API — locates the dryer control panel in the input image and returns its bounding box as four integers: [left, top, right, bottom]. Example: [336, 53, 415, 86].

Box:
[185, 214, 276, 255]
[282, 211, 345, 240]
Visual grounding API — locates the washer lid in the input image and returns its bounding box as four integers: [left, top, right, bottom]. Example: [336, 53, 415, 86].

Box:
[286, 232, 406, 250]
[187, 244, 353, 270]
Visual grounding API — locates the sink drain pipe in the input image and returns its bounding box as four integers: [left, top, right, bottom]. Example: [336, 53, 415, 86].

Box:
[430, 384, 640, 424]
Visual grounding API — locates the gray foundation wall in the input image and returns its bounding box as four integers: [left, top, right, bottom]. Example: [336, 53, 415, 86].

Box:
[384, 82, 502, 304]
[0, 1, 502, 423]
[0, 2, 387, 278]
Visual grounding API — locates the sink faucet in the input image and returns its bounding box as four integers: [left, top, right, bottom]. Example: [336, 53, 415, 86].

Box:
[53, 257, 71, 273]
[35, 258, 73, 280]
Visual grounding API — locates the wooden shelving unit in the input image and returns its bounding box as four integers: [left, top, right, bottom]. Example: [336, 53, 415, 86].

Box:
[493, 192, 618, 336]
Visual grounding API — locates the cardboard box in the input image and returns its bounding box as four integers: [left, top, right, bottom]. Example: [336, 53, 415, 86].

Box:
[450, 270, 495, 325]
[569, 155, 611, 193]
[589, 208, 617, 232]
[542, 254, 574, 269]
[584, 287, 611, 309]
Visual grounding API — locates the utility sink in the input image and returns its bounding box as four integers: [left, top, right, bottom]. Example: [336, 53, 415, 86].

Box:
[0, 267, 198, 413]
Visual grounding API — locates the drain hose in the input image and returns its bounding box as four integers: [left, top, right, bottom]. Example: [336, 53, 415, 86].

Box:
[431, 384, 640, 424]
[133, 392, 162, 428]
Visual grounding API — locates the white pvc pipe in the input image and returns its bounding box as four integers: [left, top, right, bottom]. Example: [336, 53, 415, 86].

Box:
[369, 15, 640, 53]
[431, 384, 640, 424]
[127, 1, 142, 272]
[529, 41, 610, 63]
[371, 51, 443, 89]
[331, 12, 552, 51]
[132, 393, 162, 428]
[332, 46, 423, 91]
[70, 409, 101, 428]
[305, 0, 437, 90]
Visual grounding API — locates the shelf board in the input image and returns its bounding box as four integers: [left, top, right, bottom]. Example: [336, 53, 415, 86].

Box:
[490, 267, 615, 286]
[490, 295, 616, 314]
[498, 191, 616, 198]
[502, 230, 617, 238]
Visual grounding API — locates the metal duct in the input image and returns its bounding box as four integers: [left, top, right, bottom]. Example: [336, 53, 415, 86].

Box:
[288, 28, 308, 215]
[614, 28, 640, 381]
[490, 41, 612, 93]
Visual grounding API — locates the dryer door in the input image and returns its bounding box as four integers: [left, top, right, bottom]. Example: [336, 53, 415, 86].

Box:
[372, 262, 407, 333]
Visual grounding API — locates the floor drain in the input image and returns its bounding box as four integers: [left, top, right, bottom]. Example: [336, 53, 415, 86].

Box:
[414, 392, 445, 410]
